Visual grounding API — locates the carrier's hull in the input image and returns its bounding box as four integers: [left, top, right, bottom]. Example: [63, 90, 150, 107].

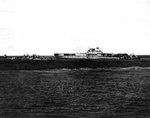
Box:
[0, 58, 150, 70]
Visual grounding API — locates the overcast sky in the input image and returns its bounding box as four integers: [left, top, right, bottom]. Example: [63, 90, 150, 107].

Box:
[0, 0, 150, 55]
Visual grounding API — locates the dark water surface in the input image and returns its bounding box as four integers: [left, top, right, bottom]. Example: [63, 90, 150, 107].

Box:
[0, 67, 150, 118]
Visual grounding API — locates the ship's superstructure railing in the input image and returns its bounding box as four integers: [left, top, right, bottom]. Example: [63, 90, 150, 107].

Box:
[87, 47, 103, 53]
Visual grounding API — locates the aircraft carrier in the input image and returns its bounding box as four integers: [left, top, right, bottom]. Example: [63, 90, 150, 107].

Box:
[0, 47, 150, 70]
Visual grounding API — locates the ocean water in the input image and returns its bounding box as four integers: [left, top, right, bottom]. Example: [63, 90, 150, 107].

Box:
[0, 67, 150, 118]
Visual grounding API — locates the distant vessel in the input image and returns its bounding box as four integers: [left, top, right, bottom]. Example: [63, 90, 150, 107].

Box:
[0, 47, 150, 70]
[54, 47, 138, 60]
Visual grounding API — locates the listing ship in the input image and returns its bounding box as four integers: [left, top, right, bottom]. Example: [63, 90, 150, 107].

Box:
[54, 47, 138, 60]
[0, 47, 150, 70]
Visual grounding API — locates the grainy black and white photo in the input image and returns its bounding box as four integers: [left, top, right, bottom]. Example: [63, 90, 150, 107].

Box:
[0, 0, 150, 117]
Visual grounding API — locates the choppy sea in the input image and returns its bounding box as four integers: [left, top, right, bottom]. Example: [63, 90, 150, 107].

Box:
[0, 67, 150, 118]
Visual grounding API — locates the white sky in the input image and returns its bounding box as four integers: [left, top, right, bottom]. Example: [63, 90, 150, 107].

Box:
[0, 0, 150, 55]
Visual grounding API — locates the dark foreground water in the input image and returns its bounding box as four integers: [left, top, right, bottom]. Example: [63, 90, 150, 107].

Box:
[0, 67, 150, 118]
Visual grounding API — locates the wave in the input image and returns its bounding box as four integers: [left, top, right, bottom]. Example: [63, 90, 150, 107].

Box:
[19, 68, 73, 73]
[18, 66, 150, 73]
[75, 67, 150, 71]
[118, 66, 150, 71]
